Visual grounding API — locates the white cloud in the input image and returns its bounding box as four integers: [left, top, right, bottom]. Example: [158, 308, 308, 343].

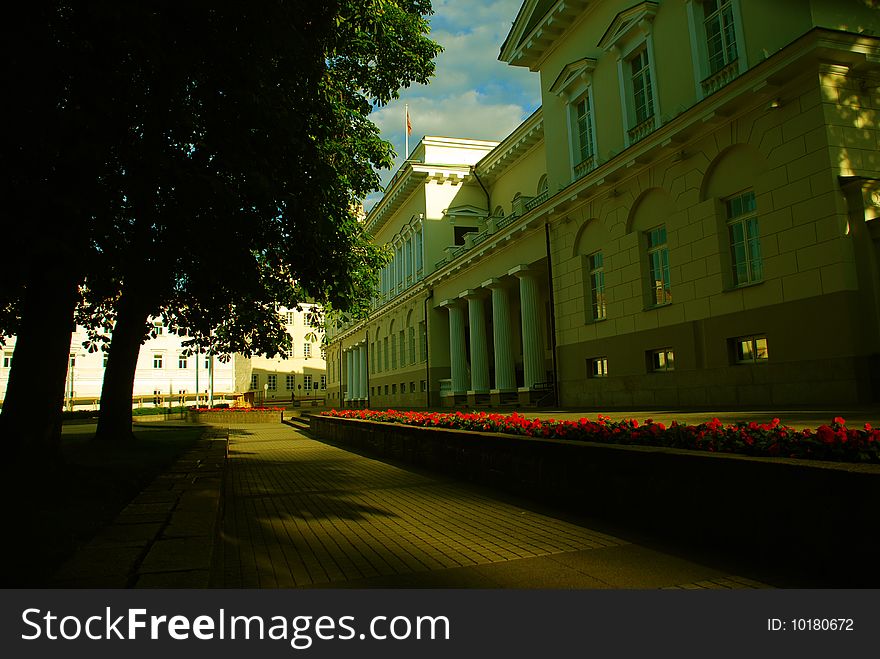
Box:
[373, 91, 527, 144]
[363, 0, 540, 209]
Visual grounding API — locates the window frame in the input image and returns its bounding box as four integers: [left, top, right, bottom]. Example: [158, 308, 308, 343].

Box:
[152, 353, 164, 370]
[726, 190, 762, 287]
[645, 225, 672, 307]
[587, 250, 607, 321]
[649, 348, 675, 372]
[588, 357, 609, 378]
[685, 0, 747, 99]
[733, 335, 769, 364]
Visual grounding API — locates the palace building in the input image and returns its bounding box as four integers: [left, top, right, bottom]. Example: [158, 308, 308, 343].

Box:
[325, 0, 880, 410]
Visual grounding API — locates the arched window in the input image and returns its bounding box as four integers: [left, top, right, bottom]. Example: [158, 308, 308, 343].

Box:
[537, 175, 549, 196]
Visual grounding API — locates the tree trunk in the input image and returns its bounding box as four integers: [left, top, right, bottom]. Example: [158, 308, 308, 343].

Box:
[95, 283, 152, 441]
[0, 264, 80, 463]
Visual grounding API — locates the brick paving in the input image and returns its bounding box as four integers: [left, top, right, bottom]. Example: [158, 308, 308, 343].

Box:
[211, 423, 770, 589]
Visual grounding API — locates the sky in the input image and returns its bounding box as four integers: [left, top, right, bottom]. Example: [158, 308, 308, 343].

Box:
[363, 0, 541, 210]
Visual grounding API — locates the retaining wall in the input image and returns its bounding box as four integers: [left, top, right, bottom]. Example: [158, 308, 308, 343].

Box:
[188, 410, 282, 424]
[310, 414, 880, 585]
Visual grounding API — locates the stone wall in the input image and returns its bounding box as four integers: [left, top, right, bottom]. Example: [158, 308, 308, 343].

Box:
[188, 410, 282, 424]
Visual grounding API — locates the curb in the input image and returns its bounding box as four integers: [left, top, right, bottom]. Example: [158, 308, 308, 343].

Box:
[50, 427, 228, 588]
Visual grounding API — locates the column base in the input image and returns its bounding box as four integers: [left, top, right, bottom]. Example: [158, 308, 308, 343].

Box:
[490, 388, 519, 406]
[466, 391, 491, 407]
[517, 386, 555, 407]
[440, 392, 468, 408]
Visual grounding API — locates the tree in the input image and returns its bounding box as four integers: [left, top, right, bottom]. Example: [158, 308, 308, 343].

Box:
[0, 0, 441, 454]
[0, 2, 138, 460]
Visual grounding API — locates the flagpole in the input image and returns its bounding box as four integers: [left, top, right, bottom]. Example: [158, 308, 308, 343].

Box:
[404, 103, 409, 160]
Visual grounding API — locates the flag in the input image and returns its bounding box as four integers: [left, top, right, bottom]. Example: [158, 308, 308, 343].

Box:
[406, 106, 412, 136]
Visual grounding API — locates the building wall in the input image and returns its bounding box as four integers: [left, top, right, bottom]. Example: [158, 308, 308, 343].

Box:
[326, 0, 880, 411]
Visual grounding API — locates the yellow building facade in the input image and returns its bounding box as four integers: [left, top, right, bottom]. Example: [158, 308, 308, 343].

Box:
[326, 0, 880, 410]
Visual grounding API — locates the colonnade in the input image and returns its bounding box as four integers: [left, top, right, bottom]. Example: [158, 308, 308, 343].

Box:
[440, 264, 545, 395]
[343, 341, 368, 403]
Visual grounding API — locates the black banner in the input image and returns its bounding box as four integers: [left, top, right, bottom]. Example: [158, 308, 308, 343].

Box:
[1, 589, 877, 658]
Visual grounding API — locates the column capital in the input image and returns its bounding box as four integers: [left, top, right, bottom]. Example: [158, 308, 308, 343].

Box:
[439, 298, 464, 309]
[508, 264, 532, 278]
[459, 288, 487, 301]
[482, 277, 508, 290]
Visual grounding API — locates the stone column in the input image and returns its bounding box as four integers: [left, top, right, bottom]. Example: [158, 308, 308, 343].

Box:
[484, 278, 516, 390]
[461, 289, 489, 393]
[351, 346, 360, 402]
[359, 342, 368, 401]
[441, 299, 469, 394]
[512, 265, 544, 389]
[345, 349, 353, 402]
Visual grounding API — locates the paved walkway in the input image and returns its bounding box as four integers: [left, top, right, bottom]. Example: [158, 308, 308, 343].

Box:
[210, 423, 769, 589]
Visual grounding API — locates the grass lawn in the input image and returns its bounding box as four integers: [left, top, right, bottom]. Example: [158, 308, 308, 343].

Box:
[0, 423, 204, 587]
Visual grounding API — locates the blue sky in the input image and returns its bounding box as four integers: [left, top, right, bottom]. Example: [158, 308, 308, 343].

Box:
[364, 0, 540, 210]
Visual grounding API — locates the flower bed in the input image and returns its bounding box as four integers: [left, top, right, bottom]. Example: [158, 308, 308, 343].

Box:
[322, 410, 880, 463]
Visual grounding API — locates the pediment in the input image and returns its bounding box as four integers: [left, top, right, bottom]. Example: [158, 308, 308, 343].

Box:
[443, 204, 489, 220]
[597, 1, 658, 53]
[549, 57, 598, 97]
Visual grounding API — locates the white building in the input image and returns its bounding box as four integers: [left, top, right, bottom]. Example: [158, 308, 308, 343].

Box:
[0, 305, 325, 409]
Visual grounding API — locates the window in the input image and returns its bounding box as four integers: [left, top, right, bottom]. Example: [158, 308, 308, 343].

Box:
[408, 327, 416, 366]
[573, 94, 595, 178]
[153, 321, 164, 336]
[727, 191, 762, 285]
[251, 374, 259, 390]
[588, 251, 607, 321]
[383, 337, 389, 370]
[630, 49, 654, 126]
[286, 374, 295, 390]
[69, 354, 76, 368]
[598, 3, 658, 144]
[267, 374, 277, 391]
[420, 380, 427, 392]
[734, 335, 769, 364]
[103, 353, 108, 368]
[304, 343, 311, 358]
[392, 383, 397, 394]
[453, 225, 475, 246]
[285, 311, 295, 325]
[153, 389, 162, 405]
[418, 321, 427, 362]
[153, 354, 163, 369]
[320, 375, 326, 390]
[649, 348, 675, 372]
[370, 342, 376, 373]
[2, 353, 11, 368]
[391, 334, 397, 369]
[409, 381, 416, 393]
[376, 341, 382, 372]
[588, 357, 609, 378]
[384, 384, 389, 395]
[704, 0, 737, 75]
[204, 356, 210, 369]
[304, 374, 312, 390]
[399, 330, 406, 367]
[178, 355, 188, 369]
[687, 0, 745, 96]
[414, 226, 424, 275]
[646, 226, 672, 306]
